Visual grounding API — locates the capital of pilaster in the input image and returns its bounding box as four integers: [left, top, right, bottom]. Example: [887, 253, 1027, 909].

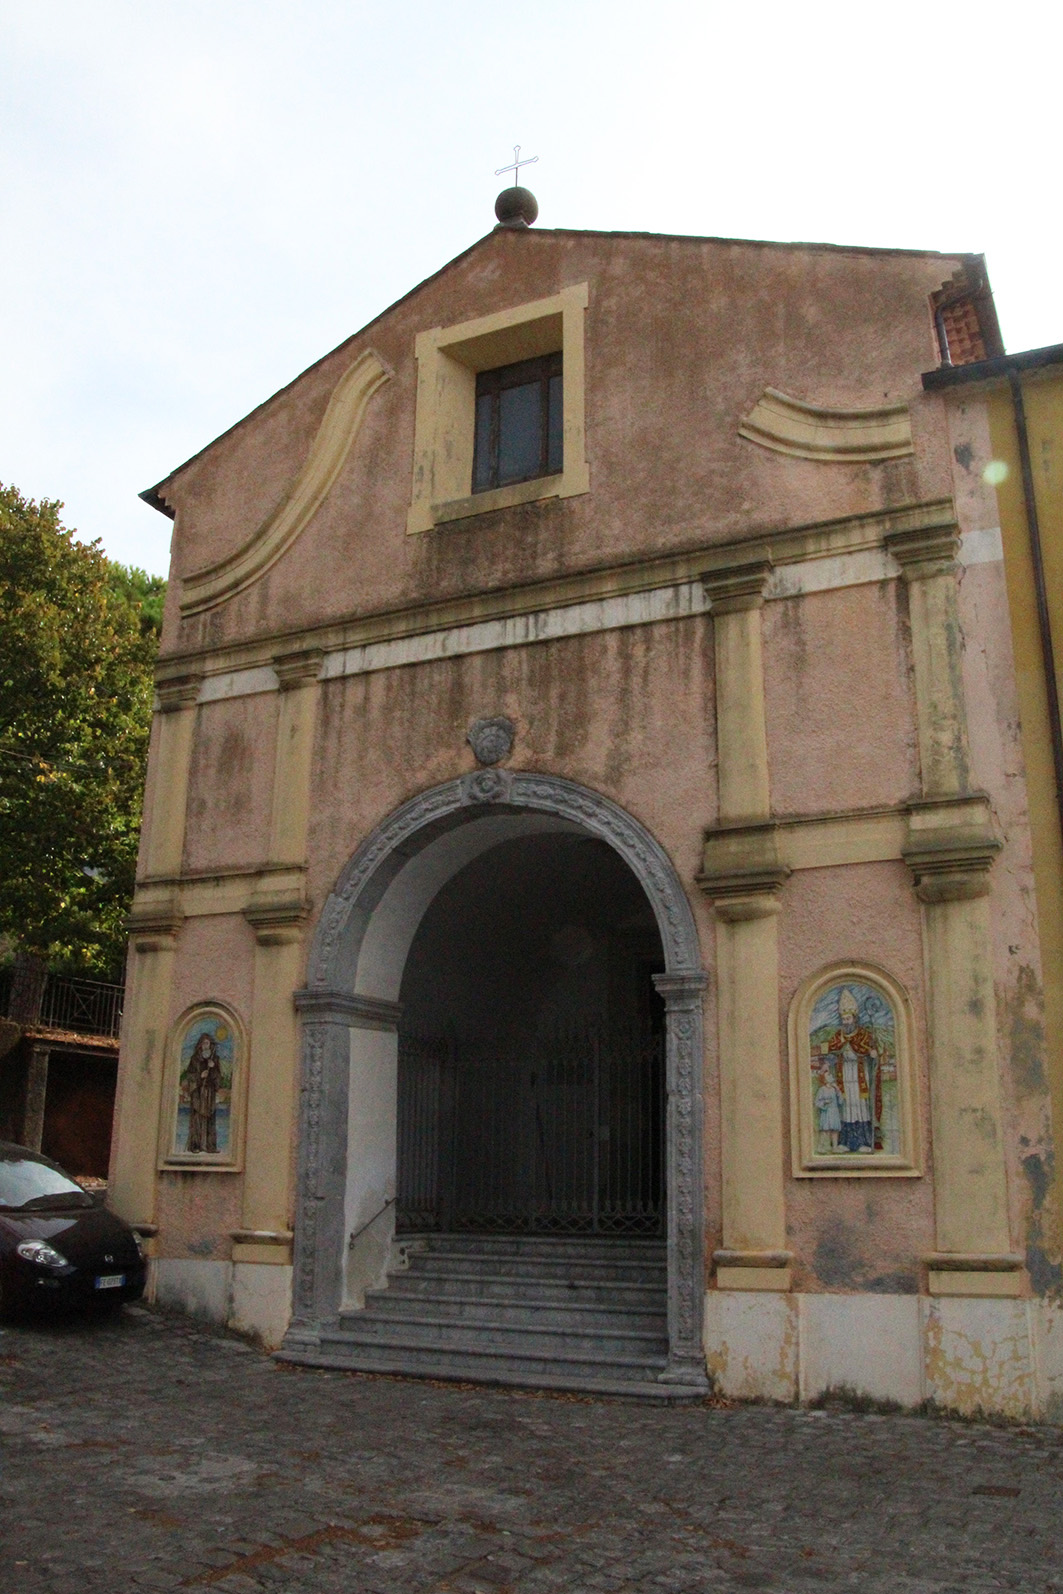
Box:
[701, 553, 774, 614]
[652, 971, 708, 1010]
[243, 889, 311, 946]
[126, 890, 183, 949]
[903, 793, 1001, 902]
[273, 648, 324, 691]
[294, 988, 403, 1030]
[697, 821, 790, 918]
[884, 523, 960, 583]
[155, 672, 202, 712]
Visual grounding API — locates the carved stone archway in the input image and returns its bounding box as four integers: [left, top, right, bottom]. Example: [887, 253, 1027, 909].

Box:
[285, 771, 708, 1388]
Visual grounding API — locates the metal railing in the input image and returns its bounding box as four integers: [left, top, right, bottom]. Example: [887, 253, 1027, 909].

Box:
[0, 969, 124, 1039]
[397, 1021, 664, 1237]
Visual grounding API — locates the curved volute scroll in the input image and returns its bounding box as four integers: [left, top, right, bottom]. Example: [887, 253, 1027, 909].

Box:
[738, 387, 913, 463]
[180, 349, 390, 617]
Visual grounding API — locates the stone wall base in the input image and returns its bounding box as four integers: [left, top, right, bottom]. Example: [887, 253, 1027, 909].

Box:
[151, 1258, 292, 1349]
[705, 1290, 1063, 1420]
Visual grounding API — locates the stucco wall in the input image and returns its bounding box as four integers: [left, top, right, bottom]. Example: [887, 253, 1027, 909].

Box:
[154, 230, 966, 660]
[113, 225, 1060, 1402]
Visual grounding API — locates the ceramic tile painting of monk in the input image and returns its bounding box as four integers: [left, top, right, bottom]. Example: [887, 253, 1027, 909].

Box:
[174, 1015, 235, 1157]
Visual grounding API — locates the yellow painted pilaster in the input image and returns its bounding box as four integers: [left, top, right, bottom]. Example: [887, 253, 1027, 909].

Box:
[888, 526, 1018, 1290]
[700, 559, 791, 1291]
[110, 675, 200, 1225]
[708, 559, 773, 826]
[885, 527, 971, 800]
[142, 676, 201, 877]
[238, 650, 321, 1259]
[988, 376, 1063, 1254]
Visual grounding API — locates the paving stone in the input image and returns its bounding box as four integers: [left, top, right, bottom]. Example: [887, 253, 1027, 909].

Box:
[2, 1305, 1063, 1591]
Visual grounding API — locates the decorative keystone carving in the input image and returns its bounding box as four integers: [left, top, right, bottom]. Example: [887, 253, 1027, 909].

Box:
[884, 523, 961, 583]
[461, 768, 511, 804]
[701, 554, 773, 614]
[273, 648, 324, 690]
[155, 673, 202, 713]
[467, 715, 515, 767]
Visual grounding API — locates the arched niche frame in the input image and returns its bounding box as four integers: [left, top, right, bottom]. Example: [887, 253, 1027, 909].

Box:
[287, 770, 709, 1389]
[788, 961, 921, 1178]
[158, 1000, 247, 1172]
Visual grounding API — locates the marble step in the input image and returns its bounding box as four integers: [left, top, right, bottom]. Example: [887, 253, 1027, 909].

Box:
[399, 1249, 666, 1286]
[384, 1271, 666, 1309]
[279, 1341, 699, 1400]
[362, 1288, 667, 1333]
[336, 1308, 668, 1360]
[315, 1328, 670, 1387]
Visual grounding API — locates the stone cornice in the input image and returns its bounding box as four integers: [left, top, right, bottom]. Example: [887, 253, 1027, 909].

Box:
[156, 498, 958, 686]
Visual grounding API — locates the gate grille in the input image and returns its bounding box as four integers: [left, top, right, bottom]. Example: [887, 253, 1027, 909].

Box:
[397, 1023, 664, 1235]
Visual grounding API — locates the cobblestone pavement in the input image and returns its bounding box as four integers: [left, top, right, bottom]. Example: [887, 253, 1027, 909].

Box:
[3, 1306, 1063, 1593]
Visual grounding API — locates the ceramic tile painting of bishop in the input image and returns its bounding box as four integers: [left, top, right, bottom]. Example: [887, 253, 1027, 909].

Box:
[809, 982, 899, 1157]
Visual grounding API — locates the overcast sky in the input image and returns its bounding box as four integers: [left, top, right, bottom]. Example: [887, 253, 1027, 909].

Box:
[2, 0, 1059, 579]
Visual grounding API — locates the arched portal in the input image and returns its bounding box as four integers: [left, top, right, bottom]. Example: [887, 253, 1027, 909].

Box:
[287, 771, 708, 1388]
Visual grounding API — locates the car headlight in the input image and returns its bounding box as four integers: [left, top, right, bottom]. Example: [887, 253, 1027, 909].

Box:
[16, 1240, 69, 1269]
[132, 1232, 146, 1260]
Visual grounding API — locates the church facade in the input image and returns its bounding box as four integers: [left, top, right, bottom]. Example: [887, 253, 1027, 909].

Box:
[114, 202, 1063, 1415]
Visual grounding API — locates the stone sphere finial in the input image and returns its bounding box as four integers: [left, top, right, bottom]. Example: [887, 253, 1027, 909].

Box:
[495, 186, 538, 228]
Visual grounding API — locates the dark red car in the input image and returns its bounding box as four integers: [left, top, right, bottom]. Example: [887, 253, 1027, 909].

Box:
[0, 1141, 146, 1314]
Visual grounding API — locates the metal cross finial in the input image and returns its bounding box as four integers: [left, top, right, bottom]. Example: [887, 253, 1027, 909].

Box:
[495, 144, 538, 186]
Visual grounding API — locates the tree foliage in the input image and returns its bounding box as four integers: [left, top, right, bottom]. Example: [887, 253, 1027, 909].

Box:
[0, 484, 164, 976]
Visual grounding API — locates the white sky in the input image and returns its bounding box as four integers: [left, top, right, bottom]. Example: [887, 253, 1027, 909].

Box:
[2, 0, 1060, 578]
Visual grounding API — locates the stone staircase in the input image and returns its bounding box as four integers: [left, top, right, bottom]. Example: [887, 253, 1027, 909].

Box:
[296, 1233, 697, 1399]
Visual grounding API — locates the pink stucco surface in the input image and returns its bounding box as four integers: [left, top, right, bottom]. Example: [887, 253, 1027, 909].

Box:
[155, 230, 964, 662]
[123, 224, 1055, 1301]
[778, 861, 933, 1292]
[182, 693, 277, 874]
[763, 582, 920, 818]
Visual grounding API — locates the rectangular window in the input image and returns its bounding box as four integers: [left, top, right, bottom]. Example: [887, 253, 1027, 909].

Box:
[472, 352, 563, 493]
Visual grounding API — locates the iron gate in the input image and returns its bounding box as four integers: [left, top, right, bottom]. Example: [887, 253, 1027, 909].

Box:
[396, 1022, 664, 1235]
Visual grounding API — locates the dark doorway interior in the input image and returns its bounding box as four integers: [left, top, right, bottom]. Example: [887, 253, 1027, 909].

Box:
[40, 1052, 117, 1178]
[397, 833, 665, 1235]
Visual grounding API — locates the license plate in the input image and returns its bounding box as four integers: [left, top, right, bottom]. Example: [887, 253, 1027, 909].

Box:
[94, 1274, 125, 1290]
